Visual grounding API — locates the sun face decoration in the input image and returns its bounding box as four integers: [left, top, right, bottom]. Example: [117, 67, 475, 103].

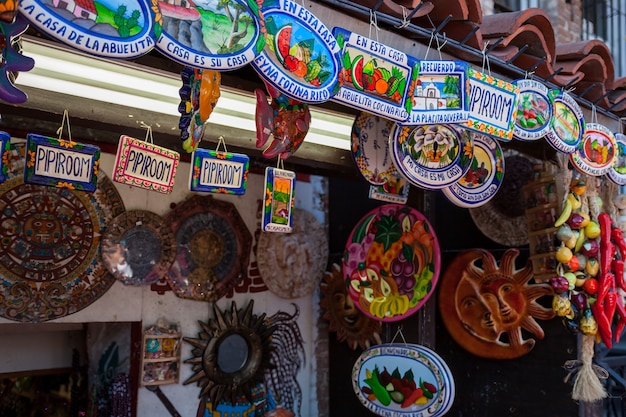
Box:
[438, 248, 555, 359]
[183, 300, 274, 406]
[319, 263, 382, 350]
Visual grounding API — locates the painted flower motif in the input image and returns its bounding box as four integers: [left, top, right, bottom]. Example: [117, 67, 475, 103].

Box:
[57, 181, 75, 190]
[463, 141, 473, 158]
[26, 149, 35, 168]
[265, 187, 272, 206]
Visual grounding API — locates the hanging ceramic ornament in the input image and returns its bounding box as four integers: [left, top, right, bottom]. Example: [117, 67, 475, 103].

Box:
[0, 13, 34, 104]
[20, 0, 155, 58]
[608, 132, 626, 185]
[544, 89, 585, 154]
[189, 137, 250, 195]
[352, 342, 455, 417]
[152, 0, 259, 70]
[254, 78, 311, 160]
[249, 0, 341, 103]
[390, 123, 473, 190]
[342, 204, 441, 322]
[512, 79, 552, 141]
[331, 27, 414, 123]
[442, 132, 505, 208]
[351, 111, 397, 185]
[369, 174, 410, 205]
[262, 162, 296, 233]
[570, 121, 617, 177]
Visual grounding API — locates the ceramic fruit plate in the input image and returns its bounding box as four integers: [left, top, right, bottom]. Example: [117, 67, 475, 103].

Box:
[570, 123, 617, 177]
[352, 343, 455, 417]
[608, 132, 626, 185]
[351, 112, 398, 185]
[512, 79, 552, 141]
[342, 204, 441, 322]
[442, 133, 504, 208]
[390, 123, 473, 190]
[545, 89, 585, 154]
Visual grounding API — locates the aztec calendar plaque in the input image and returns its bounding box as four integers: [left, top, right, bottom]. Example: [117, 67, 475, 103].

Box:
[0, 144, 125, 322]
[165, 194, 252, 302]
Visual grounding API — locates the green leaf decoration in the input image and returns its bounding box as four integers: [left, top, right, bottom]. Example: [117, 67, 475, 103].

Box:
[336, 32, 345, 49]
[403, 368, 415, 382]
[402, 242, 413, 265]
[353, 213, 376, 243]
[392, 367, 401, 380]
[374, 215, 401, 252]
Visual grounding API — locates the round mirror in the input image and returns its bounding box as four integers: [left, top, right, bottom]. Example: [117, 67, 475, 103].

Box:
[217, 333, 249, 374]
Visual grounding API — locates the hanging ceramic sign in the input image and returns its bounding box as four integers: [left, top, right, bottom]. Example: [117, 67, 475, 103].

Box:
[464, 67, 519, 141]
[390, 123, 473, 189]
[608, 132, 626, 185]
[113, 135, 180, 194]
[19, 0, 155, 58]
[189, 148, 249, 194]
[408, 60, 470, 125]
[342, 204, 441, 322]
[545, 89, 585, 154]
[153, 0, 258, 70]
[262, 166, 296, 233]
[442, 133, 504, 208]
[24, 133, 100, 192]
[351, 112, 397, 185]
[369, 174, 410, 204]
[331, 27, 413, 122]
[249, 0, 341, 103]
[512, 79, 552, 141]
[352, 343, 455, 417]
[570, 123, 617, 176]
[0, 131, 9, 183]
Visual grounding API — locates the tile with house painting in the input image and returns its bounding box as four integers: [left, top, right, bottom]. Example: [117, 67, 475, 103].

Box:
[262, 166, 295, 233]
[19, 0, 156, 58]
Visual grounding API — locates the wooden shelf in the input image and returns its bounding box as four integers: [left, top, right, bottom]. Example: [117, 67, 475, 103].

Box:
[140, 329, 182, 387]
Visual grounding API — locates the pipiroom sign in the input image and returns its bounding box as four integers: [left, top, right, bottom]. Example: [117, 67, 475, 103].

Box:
[189, 148, 250, 195]
[113, 135, 180, 194]
[24, 133, 100, 192]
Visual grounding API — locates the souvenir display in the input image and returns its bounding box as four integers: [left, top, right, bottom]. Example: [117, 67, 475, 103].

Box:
[262, 166, 296, 233]
[545, 89, 585, 154]
[257, 208, 328, 298]
[390, 123, 473, 190]
[165, 194, 252, 302]
[19, 0, 156, 58]
[319, 263, 382, 350]
[351, 111, 398, 185]
[352, 343, 455, 417]
[442, 133, 504, 208]
[570, 123, 617, 177]
[407, 60, 470, 125]
[608, 132, 626, 185]
[153, 0, 258, 70]
[0, 143, 125, 322]
[184, 301, 274, 406]
[332, 27, 414, 122]
[196, 384, 267, 417]
[512, 79, 552, 141]
[101, 210, 177, 286]
[343, 204, 441, 322]
[369, 174, 410, 205]
[255, 79, 311, 159]
[464, 67, 519, 141]
[113, 135, 180, 194]
[140, 319, 181, 386]
[0, 130, 9, 182]
[0, 14, 35, 104]
[249, 0, 341, 103]
[438, 248, 554, 359]
[189, 147, 250, 194]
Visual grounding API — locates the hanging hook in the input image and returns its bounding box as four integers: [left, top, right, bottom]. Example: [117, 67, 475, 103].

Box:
[390, 325, 408, 345]
[369, 9, 380, 42]
[56, 109, 73, 143]
[394, 5, 410, 29]
[481, 42, 491, 75]
[140, 121, 154, 144]
[215, 135, 228, 153]
[276, 155, 284, 170]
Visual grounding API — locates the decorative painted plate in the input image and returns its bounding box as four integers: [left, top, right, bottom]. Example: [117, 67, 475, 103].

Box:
[19, 0, 156, 58]
[101, 210, 177, 286]
[165, 194, 251, 302]
[390, 123, 473, 190]
[512, 79, 552, 141]
[544, 89, 585, 154]
[153, 0, 258, 70]
[351, 112, 397, 185]
[570, 123, 617, 177]
[608, 132, 626, 185]
[257, 208, 328, 298]
[342, 204, 441, 322]
[0, 143, 125, 323]
[441, 133, 505, 208]
[249, 0, 341, 103]
[352, 343, 455, 417]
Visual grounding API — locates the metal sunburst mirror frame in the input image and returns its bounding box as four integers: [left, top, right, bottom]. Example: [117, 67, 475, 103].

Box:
[183, 300, 275, 406]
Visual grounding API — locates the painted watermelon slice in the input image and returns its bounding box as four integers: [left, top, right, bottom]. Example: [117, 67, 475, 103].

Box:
[352, 55, 364, 91]
[275, 24, 292, 64]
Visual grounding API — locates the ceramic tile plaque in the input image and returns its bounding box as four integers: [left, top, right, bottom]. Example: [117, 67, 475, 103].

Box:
[464, 67, 519, 141]
[608, 133, 626, 185]
[570, 123, 617, 177]
[24, 133, 100, 192]
[332, 27, 413, 122]
[545, 89, 585, 154]
[189, 148, 250, 195]
[113, 135, 180, 194]
[408, 60, 470, 125]
[512, 79, 552, 141]
[368, 174, 409, 204]
[262, 167, 296, 233]
[0, 131, 9, 183]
